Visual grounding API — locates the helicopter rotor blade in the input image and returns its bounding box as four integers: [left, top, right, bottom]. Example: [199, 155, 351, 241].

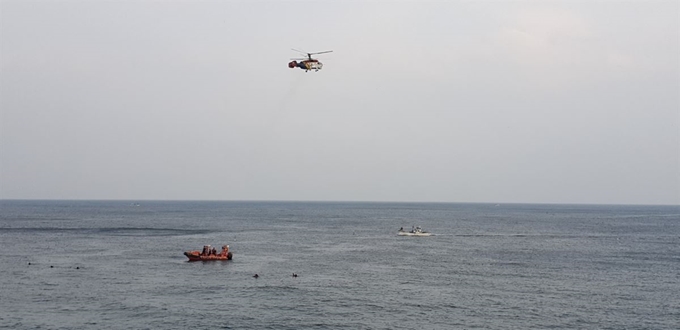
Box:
[291, 48, 307, 54]
[308, 50, 333, 55]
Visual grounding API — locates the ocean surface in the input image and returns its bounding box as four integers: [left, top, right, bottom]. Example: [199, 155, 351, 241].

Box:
[0, 201, 678, 329]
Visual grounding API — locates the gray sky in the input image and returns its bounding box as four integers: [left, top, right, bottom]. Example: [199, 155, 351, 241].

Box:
[1, 0, 678, 204]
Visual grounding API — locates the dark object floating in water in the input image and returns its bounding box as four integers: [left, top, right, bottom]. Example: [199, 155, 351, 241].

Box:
[253, 274, 259, 278]
[292, 273, 298, 278]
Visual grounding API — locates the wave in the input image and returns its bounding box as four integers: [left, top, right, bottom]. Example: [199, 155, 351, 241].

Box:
[0, 227, 214, 237]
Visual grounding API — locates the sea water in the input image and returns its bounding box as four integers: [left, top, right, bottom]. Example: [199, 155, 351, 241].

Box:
[0, 201, 678, 329]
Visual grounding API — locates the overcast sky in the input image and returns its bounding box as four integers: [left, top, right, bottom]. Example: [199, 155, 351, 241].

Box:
[1, 0, 678, 204]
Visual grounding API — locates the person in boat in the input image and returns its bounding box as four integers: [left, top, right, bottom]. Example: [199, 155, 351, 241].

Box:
[211, 247, 217, 256]
[201, 246, 208, 256]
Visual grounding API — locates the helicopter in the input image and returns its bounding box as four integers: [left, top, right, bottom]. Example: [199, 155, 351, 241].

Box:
[288, 49, 333, 72]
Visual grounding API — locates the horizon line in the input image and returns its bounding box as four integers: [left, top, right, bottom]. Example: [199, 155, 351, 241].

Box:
[1, 198, 678, 207]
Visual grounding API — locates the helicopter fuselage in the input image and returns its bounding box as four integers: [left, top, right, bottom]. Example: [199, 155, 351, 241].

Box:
[288, 60, 323, 72]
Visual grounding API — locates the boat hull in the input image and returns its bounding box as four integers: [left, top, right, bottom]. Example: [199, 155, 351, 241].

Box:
[397, 231, 433, 237]
[184, 251, 233, 261]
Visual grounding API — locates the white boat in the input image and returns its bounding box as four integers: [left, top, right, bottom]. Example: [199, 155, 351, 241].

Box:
[398, 226, 433, 237]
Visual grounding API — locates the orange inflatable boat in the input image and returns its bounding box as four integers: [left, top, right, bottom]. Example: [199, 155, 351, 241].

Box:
[184, 245, 233, 261]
